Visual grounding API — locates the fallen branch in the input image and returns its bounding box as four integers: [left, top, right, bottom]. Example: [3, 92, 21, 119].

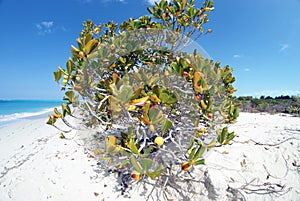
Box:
[233, 178, 292, 198]
[246, 137, 300, 147]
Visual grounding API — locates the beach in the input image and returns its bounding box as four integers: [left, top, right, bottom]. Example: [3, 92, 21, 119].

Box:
[0, 112, 299, 201]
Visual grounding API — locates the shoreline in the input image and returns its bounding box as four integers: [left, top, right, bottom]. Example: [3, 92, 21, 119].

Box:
[0, 99, 62, 127]
[0, 108, 59, 128]
[0, 113, 299, 200]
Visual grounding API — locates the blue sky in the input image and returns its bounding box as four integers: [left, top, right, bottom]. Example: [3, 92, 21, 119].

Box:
[0, 0, 299, 99]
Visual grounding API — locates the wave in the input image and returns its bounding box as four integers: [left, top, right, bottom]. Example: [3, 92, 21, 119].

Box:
[0, 107, 58, 124]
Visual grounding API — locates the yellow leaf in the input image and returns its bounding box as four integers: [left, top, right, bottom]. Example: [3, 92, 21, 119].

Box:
[129, 96, 150, 106]
[128, 105, 138, 111]
[150, 94, 161, 103]
[193, 71, 204, 92]
[182, 0, 187, 9]
[83, 39, 97, 54]
[137, 115, 151, 125]
[109, 136, 116, 146]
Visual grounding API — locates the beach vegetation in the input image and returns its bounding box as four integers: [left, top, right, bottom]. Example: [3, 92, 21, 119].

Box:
[48, 0, 240, 198]
[237, 95, 300, 116]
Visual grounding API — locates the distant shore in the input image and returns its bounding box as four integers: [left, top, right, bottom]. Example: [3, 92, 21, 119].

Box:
[0, 100, 61, 127]
[0, 113, 299, 201]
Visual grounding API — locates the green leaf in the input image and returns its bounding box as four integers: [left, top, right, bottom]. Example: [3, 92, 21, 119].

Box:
[118, 159, 130, 169]
[159, 93, 169, 102]
[119, 56, 127, 64]
[66, 59, 73, 74]
[54, 70, 62, 82]
[128, 138, 139, 155]
[130, 156, 142, 173]
[147, 7, 154, 14]
[226, 131, 235, 142]
[148, 107, 163, 124]
[46, 116, 55, 125]
[161, 118, 172, 135]
[148, 164, 163, 179]
[140, 158, 153, 172]
[58, 66, 67, 75]
[83, 39, 97, 54]
[218, 127, 228, 145]
[233, 107, 239, 119]
[170, 62, 181, 74]
[188, 147, 197, 160]
[54, 108, 61, 116]
[118, 85, 134, 103]
[142, 146, 154, 157]
[166, 93, 177, 104]
[84, 31, 93, 44]
[207, 139, 216, 148]
[131, 88, 142, 100]
[65, 91, 74, 103]
[193, 145, 206, 160]
[61, 103, 71, 117]
[194, 159, 205, 166]
[208, 0, 214, 7]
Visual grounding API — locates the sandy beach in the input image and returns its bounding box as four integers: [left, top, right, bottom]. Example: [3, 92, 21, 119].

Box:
[0, 112, 299, 201]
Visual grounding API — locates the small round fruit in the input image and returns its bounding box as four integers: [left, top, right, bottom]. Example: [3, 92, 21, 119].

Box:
[181, 162, 191, 171]
[208, 113, 214, 119]
[154, 136, 164, 146]
[198, 132, 204, 137]
[78, 51, 84, 58]
[194, 94, 201, 102]
[131, 170, 141, 181]
[62, 79, 68, 85]
[199, 127, 207, 133]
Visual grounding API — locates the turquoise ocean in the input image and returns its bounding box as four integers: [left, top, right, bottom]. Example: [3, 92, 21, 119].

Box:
[0, 100, 62, 127]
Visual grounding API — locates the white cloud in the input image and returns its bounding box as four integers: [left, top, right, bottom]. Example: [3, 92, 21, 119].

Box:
[36, 21, 54, 35]
[233, 54, 241, 58]
[244, 68, 250, 72]
[41, 21, 54, 28]
[279, 44, 289, 53]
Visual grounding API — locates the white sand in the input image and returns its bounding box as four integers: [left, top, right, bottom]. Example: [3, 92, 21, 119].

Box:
[0, 113, 299, 201]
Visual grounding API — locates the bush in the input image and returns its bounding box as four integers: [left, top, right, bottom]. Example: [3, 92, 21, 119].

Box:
[47, 0, 239, 198]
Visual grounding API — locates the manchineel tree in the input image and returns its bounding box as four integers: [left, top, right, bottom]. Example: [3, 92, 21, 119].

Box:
[47, 0, 239, 199]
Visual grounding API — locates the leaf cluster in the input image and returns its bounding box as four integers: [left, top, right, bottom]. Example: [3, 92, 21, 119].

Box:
[48, 0, 240, 192]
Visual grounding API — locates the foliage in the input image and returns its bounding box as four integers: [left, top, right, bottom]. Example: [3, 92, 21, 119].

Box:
[48, 0, 240, 197]
[237, 95, 300, 116]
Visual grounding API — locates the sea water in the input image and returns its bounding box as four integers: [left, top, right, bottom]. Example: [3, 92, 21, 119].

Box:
[0, 100, 62, 127]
